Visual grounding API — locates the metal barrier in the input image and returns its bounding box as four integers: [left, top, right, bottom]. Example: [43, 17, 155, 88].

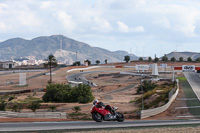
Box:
[0, 111, 67, 119]
[140, 79, 179, 119]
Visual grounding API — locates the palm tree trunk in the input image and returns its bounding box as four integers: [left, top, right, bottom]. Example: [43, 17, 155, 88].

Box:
[50, 65, 52, 83]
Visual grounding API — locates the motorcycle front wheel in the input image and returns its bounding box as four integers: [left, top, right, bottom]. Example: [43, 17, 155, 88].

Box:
[116, 112, 124, 122]
[92, 112, 103, 122]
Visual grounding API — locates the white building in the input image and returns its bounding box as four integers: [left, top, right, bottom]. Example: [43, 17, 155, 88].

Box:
[0, 61, 16, 68]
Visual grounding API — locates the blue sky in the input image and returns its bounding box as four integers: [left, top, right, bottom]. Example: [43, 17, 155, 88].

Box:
[0, 0, 200, 57]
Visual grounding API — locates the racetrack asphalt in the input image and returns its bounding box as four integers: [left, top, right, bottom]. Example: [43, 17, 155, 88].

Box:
[184, 72, 200, 100]
[1, 119, 200, 132]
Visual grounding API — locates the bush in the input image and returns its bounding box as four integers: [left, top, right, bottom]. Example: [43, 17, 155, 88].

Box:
[136, 89, 156, 103]
[28, 101, 41, 112]
[137, 80, 157, 94]
[72, 106, 81, 113]
[11, 103, 22, 112]
[42, 83, 71, 102]
[72, 61, 81, 66]
[69, 84, 95, 103]
[49, 105, 57, 112]
[42, 83, 95, 103]
[0, 100, 7, 111]
[8, 96, 15, 101]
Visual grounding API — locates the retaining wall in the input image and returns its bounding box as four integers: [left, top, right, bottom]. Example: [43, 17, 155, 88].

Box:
[0, 111, 67, 119]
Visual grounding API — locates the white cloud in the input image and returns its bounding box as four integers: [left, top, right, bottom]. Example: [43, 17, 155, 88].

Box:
[145, 4, 200, 37]
[0, 3, 8, 14]
[1, 0, 200, 57]
[40, 1, 53, 9]
[17, 11, 41, 27]
[91, 17, 112, 33]
[117, 21, 145, 33]
[131, 26, 145, 32]
[117, 21, 129, 32]
[55, 11, 76, 32]
[0, 22, 9, 32]
[153, 18, 171, 28]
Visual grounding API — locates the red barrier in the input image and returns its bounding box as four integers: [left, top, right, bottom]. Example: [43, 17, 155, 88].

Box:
[174, 66, 200, 70]
[115, 66, 123, 68]
[196, 67, 200, 70]
[174, 66, 182, 70]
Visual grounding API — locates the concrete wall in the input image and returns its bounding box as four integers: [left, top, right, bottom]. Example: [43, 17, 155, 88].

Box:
[0, 111, 67, 119]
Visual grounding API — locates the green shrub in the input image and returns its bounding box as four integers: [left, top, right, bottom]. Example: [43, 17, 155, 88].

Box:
[28, 101, 41, 112]
[42, 83, 71, 102]
[49, 105, 57, 112]
[11, 103, 22, 112]
[69, 84, 95, 103]
[42, 83, 94, 103]
[136, 81, 174, 109]
[0, 100, 7, 111]
[72, 106, 81, 113]
[136, 89, 156, 103]
[8, 96, 15, 101]
[137, 80, 157, 94]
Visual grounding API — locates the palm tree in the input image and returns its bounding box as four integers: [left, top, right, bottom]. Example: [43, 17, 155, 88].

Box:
[105, 59, 107, 64]
[44, 55, 57, 83]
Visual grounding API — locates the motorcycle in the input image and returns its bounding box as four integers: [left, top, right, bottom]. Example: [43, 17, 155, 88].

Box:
[90, 103, 124, 122]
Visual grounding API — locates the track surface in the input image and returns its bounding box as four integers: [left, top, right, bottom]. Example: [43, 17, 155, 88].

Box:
[184, 72, 200, 100]
[1, 120, 200, 132]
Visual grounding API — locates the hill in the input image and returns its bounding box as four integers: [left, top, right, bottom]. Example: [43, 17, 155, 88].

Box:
[0, 35, 137, 64]
[165, 52, 200, 61]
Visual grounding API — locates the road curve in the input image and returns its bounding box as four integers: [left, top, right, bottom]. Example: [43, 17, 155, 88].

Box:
[1, 120, 200, 132]
[66, 70, 119, 86]
[66, 71, 99, 86]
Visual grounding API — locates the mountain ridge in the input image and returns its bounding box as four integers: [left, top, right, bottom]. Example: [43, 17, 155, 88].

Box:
[0, 35, 136, 64]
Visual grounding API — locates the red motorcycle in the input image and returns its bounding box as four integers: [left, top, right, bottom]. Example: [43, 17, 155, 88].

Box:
[90, 102, 124, 122]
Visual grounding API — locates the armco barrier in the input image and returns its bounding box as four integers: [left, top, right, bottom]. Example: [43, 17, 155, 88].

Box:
[140, 79, 179, 119]
[0, 111, 67, 119]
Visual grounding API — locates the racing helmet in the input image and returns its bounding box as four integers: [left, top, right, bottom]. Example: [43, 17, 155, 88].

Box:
[93, 99, 99, 105]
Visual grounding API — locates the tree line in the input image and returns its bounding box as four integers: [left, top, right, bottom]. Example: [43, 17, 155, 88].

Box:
[124, 55, 200, 63]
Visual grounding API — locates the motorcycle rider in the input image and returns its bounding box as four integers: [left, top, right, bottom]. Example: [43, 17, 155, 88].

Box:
[91, 99, 117, 115]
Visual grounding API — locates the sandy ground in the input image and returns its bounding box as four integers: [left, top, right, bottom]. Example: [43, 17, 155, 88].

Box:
[0, 62, 196, 122]
[69, 126, 200, 133]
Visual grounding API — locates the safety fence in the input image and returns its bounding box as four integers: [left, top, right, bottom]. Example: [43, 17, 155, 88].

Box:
[140, 79, 179, 119]
[0, 88, 44, 95]
[0, 111, 67, 119]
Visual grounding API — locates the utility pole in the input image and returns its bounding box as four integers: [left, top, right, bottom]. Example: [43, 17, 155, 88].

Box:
[76, 52, 78, 66]
[141, 77, 144, 110]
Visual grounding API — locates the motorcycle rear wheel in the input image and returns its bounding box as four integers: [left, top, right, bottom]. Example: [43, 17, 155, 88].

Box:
[92, 112, 103, 122]
[116, 112, 124, 122]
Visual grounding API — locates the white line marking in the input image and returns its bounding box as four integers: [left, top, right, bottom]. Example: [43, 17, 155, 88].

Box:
[176, 116, 200, 118]
[176, 98, 198, 100]
[175, 106, 200, 109]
